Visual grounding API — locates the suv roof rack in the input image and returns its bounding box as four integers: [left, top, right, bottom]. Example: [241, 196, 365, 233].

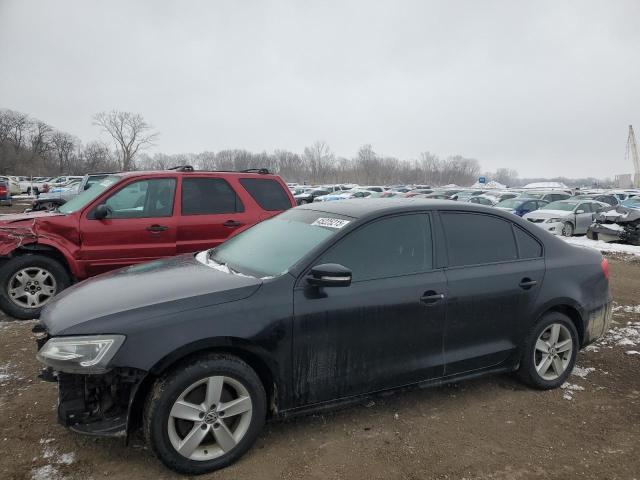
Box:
[168, 165, 195, 172]
[166, 166, 271, 174]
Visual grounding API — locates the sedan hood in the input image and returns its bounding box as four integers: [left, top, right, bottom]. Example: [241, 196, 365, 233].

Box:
[524, 210, 572, 220]
[41, 254, 262, 335]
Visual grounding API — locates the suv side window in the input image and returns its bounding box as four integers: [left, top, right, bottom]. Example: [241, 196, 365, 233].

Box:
[441, 212, 518, 266]
[181, 178, 244, 215]
[104, 178, 176, 219]
[318, 214, 432, 282]
[240, 178, 292, 211]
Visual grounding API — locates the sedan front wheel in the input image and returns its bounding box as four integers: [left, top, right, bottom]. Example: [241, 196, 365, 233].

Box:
[144, 354, 266, 475]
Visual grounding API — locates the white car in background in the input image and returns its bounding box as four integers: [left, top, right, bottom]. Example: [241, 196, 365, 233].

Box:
[0, 176, 21, 195]
[523, 199, 610, 237]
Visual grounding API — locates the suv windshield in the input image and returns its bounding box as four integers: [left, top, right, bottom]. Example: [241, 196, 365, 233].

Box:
[58, 176, 121, 214]
[207, 209, 353, 277]
[542, 201, 578, 211]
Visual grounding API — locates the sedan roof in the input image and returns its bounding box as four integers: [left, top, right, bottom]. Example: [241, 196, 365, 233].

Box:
[297, 197, 496, 219]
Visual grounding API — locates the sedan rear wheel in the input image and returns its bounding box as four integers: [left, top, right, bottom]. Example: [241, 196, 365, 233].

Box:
[533, 323, 573, 381]
[517, 312, 578, 389]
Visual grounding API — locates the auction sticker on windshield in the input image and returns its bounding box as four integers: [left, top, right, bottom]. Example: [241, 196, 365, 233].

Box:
[311, 217, 351, 229]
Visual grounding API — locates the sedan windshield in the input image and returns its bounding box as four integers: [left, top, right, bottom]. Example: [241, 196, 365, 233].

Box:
[58, 176, 121, 214]
[209, 209, 354, 277]
[542, 201, 578, 211]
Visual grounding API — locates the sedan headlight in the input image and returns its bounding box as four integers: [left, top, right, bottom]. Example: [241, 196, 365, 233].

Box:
[546, 218, 564, 223]
[37, 335, 125, 374]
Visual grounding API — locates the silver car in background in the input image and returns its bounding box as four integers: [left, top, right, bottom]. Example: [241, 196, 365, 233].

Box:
[523, 199, 610, 236]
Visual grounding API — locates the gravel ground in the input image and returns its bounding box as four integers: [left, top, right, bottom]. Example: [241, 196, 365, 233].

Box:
[0, 200, 638, 479]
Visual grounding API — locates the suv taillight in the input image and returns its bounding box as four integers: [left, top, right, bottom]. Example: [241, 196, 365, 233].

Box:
[601, 258, 610, 280]
[0, 185, 6, 195]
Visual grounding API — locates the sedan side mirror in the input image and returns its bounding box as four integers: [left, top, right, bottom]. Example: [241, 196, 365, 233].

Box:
[94, 204, 112, 220]
[306, 263, 352, 288]
[575, 209, 585, 214]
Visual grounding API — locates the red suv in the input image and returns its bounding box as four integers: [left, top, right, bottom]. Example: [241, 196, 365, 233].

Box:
[0, 167, 295, 319]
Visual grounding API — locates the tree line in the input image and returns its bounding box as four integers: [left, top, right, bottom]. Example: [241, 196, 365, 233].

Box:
[0, 108, 610, 187]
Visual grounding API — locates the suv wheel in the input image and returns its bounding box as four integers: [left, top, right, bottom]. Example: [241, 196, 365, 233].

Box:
[0, 255, 71, 319]
[517, 312, 578, 389]
[144, 354, 266, 475]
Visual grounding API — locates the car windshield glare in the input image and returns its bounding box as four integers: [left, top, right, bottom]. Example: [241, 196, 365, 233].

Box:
[58, 176, 121, 214]
[542, 201, 577, 211]
[208, 209, 353, 278]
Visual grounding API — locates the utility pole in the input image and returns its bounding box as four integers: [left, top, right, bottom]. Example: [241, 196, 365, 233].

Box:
[626, 125, 640, 188]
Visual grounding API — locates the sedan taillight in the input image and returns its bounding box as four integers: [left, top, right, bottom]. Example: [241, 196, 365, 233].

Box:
[601, 258, 610, 280]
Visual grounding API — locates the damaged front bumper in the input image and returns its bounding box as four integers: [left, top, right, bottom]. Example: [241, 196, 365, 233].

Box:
[35, 327, 147, 438]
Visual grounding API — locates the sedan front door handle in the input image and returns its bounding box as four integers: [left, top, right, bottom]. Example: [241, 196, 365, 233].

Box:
[420, 291, 445, 305]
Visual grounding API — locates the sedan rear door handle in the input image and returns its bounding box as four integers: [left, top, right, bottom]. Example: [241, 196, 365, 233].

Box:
[420, 291, 445, 305]
[223, 220, 244, 228]
[146, 224, 169, 232]
[519, 278, 538, 289]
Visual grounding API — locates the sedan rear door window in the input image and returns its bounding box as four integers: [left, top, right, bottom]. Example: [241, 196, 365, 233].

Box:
[441, 212, 518, 266]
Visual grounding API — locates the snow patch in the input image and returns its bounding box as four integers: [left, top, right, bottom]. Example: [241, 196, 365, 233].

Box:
[571, 366, 595, 379]
[31, 464, 64, 480]
[595, 320, 640, 348]
[561, 382, 585, 400]
[562, 236, 640, 257]
[33, 439, 75, 479]
[613, 305, 640, 315]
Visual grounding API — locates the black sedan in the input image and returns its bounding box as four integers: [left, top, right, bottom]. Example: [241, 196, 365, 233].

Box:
[35, 199, 612, 474]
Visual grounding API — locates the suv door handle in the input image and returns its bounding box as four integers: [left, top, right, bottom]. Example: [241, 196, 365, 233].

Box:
[146, 224, 169, 232]
[519, 278, 538, 289]
[420, 291, 445, 305]
[223, 220, 244, 228]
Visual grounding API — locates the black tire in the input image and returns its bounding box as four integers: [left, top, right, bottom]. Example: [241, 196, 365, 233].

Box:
[143, 353, 266, 475]
[517, 312, 579, 390]
[0, 254, 71, 319]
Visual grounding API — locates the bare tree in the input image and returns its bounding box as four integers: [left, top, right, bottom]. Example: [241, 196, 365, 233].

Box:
[93, 110, 159, 171]
[304, 141, 334, 183]
[49, 131, 77, 173]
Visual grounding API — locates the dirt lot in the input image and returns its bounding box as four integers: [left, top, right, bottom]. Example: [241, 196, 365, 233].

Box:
[0, 199, 639, 480]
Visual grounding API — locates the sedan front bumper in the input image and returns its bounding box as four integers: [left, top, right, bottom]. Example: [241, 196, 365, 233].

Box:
[527, 218, 564, 235]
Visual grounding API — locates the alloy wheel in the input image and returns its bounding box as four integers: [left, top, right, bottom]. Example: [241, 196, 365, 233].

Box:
[167, 376, 253, 461]
[533, 323, 573, 381]
[562, 222, 574, 237]
[7, 267, 57, 309]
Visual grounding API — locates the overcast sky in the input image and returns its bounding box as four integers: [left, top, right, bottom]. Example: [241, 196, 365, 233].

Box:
[1, 0, 639, 178]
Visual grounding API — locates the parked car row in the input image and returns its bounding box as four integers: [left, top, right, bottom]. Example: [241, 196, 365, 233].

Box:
[286, 183, 640, 239]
